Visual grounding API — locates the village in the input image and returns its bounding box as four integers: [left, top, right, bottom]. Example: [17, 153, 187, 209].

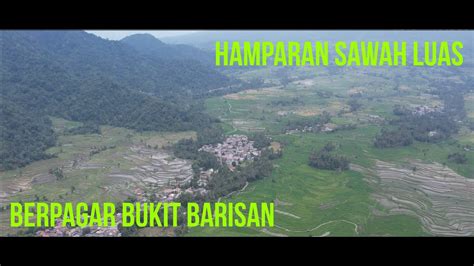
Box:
[35, 213, 122, 237]
[285, 123, 337, 135]
[31, 134, 265, 237]
[199, 135, 261, 169]
[412, 104, 443, 116]
[132, 185, 208, 203]
[129, 135, 261, 204]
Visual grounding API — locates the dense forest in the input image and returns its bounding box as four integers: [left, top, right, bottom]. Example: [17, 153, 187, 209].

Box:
[172, 125, 226, 160]
[248, 132, 272, 149]
[308, 143, 350, 171]
[374, 111, 459, 148]
[0, 31, 231, 170]
[10, 31, 230, 97]
[206, 150, 274, 199]
[0, 101, 56, 170]
[63, 122, 101, 135]
[448, 152, 468, 164]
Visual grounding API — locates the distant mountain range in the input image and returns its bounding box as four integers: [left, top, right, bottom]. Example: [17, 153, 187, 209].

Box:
[121, 33, 214, 65]
[8, 31, 228, 96]
[161, 31, 474, 50]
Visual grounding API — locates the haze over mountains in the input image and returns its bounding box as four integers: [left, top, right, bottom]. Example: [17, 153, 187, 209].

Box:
[161, 30, 474, 50]
[121, 33, 214, 65]
[0, 30, 229, 170]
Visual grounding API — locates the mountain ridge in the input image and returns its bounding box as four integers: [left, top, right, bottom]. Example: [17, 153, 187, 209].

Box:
[0, 30, 227, 170]
[120, 33, 215, 65]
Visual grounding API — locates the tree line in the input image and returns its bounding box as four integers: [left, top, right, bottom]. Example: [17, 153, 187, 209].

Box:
[308, 143, 350, 171]
[0, 31, 230, 170]
[374, 80, 471, 149]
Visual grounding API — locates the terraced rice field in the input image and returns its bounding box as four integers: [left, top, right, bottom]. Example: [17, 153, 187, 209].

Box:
[371, 160, 474, 236]
[0, 119, 195, 236]
[195, 66, 474, 236]
[106, 146, 192, 192]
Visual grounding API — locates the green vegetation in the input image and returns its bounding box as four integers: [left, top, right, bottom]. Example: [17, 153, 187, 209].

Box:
[189, 62, 474, 236]
[285, 113, 332, 132]
[374, 128, 413, 148]
[374, 81, 469, 149]
[205, 151, 275, 200]
[347, 99, 363, 112]
[308, 143, 350, 171]
[364, 215, 429, 236]
[173, 128, 276, 201]
[0, 101, 56, 170]
[2, 31, 474, 237]
[447, 152, 468, 164]
[172, 125, 225, 160]
[188, 132, 376, 236]
[249, 132, 272, 149]
[64, 122, 101, 135]
[1, 31, 231, 169]
[400, 112, 457, 142]
[0, 116, 198, 236]
[121, 33, 215, 66]
[1, 120, 191, 201]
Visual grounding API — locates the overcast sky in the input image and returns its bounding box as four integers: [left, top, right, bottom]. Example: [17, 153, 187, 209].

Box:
[87, 30, 197, 40]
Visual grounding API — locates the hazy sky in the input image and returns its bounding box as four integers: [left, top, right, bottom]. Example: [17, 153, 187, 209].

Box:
[87, 30, 197, 40]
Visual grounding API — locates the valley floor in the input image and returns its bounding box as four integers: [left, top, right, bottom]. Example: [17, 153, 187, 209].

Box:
[189, 67, 474, 236]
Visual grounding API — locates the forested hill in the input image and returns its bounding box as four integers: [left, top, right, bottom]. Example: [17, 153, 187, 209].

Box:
[7, 31, 229, 97]
[0, 31, 227, 170]
[1, 100, 57, 170]
[121, 33, 214, 66]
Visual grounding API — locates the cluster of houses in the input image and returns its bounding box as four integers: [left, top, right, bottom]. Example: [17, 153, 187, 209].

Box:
[199, 135, 261, 169]
[36, 215, 121, 237]
[285, 126, 315, 134]
[412, 105, 442, 116]
[285, 123, 337, 135]
[367, 114, 385, 123]
[161, 187, 208, 200]
[133, 185, 208, 203]
[128, 136, 261, 202]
